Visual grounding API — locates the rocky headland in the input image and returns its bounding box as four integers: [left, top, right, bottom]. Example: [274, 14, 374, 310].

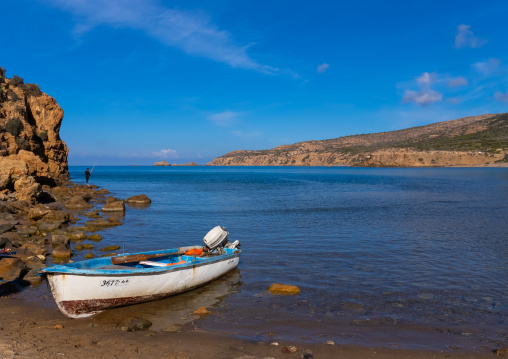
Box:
[208, 113, 508, 167]
[0, 68, 150, 293]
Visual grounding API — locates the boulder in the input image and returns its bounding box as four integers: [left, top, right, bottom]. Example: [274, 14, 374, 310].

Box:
[51, 234, 70, 245]
[14, 176, 42, 204]
[21, 243, 47, 256]
[0, 219, 16, 235]
[9, 200, 31, 213]
[125, 194, 151, 204]
[0, 257, 26, 281]
[65, 195, 94, 210]
[27, 204, 51, 221]
[96, 188, 110, 195]
[102, 201, 125, 212]
[84, 253, 95, 259]
[22, 255, 45, 277]
[66, 230, 87, 241]
[43, 209, 71, 224]
[38, 220, 61, 231]
[52, 244, 72, 258]
[106, 196, 121, 204]
[0, 158, 27, 187]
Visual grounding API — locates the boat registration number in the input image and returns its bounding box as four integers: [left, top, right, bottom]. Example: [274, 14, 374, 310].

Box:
[100, 279, 130, 287]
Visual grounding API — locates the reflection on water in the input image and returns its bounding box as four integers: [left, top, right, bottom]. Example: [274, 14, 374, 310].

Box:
[35, 166, 508, 350]
[93, 270, 242, 331]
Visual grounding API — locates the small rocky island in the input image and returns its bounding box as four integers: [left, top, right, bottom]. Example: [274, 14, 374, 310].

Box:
[153, 161, 199, 166]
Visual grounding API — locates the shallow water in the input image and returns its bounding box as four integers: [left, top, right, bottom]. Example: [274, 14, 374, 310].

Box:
[36, 166, 508, 349]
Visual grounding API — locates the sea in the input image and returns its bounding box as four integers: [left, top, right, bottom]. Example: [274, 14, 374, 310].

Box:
[23, 166, 508, 350]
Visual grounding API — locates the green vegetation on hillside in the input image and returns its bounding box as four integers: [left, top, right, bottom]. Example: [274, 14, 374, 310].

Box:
[397, 114, 508, 153]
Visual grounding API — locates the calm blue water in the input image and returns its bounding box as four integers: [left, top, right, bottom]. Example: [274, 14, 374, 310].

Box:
[64, 166, 508, 349]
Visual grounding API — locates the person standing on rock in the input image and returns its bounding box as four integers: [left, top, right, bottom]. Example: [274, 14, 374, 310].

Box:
[85, 168, 91, 185]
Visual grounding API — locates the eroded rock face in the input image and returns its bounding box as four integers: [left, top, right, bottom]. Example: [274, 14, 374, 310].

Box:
[0, 70, 69, 202]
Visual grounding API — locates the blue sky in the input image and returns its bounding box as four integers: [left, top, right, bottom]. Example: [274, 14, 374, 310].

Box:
[2, 0, 507, 165]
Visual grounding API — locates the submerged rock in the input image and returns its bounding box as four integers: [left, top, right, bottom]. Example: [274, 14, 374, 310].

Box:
[100, 245, 120, 251]
[85, 218, 122, 229]
[193, 306, 211, 315]
[268, 283, 300, 295]
[87, 233, 103, 241]
[125, 318, 152, 332]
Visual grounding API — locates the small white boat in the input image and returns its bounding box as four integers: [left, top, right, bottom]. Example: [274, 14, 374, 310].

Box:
[39, 226, 240, 318]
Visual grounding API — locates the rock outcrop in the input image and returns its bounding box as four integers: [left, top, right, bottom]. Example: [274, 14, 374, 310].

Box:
[0, 68, 69, 202]
[153, 160, 171, 166]
[208, 113, 508, 167]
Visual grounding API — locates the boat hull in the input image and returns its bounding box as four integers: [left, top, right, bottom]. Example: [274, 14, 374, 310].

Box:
[45, 251, 240, 318]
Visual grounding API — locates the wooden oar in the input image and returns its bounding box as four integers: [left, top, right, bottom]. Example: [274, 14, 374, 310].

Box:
[111, 251, 184, 265]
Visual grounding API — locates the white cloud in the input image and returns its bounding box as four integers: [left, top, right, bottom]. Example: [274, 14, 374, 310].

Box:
[416, 72, 432, 85]
[472, 58, 501, 76]
[454, 24, 487, 48]
[402, 89, 442, 106]
[494, 90, 508, 104]
[317, 63, 330, 74]
[208, 111, 242, 127]
[448, 76, 468, 87]
[153, 149, 178, 158]
[401, 72, 442, 106]
[43, 0, 281, 74]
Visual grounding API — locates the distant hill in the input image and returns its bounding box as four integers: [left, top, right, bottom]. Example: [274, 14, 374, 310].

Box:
[208, 113, 508, 167]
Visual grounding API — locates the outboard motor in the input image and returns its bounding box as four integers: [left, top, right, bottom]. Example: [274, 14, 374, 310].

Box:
[203, 226, 240, 253]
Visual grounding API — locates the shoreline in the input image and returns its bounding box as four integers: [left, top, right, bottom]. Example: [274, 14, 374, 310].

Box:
[1, 179, 506, 358]
[0, 296, 499, 359]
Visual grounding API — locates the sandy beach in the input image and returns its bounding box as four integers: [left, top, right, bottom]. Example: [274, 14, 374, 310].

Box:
[0, 296, 500, 359]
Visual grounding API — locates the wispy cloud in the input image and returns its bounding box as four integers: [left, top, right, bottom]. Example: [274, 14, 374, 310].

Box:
[448, 76, 468, 87]
[402, 89, 442, 106]
[454, 24, 487, 49]
[494, 90, 508, 104]
[317, 63, 330, 74]
[43, 0, 282, 74]
[472, 58, 501, 76]
[153, 148, 178, 158]
[207, 111, 243, 127]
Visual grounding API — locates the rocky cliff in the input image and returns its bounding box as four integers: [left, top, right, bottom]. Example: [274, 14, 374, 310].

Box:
[0, 68, 69, 202]
[208, 113, 508, 167]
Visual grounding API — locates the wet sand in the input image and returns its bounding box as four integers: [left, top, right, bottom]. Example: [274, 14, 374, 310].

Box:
[0, 295, 499, 359]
